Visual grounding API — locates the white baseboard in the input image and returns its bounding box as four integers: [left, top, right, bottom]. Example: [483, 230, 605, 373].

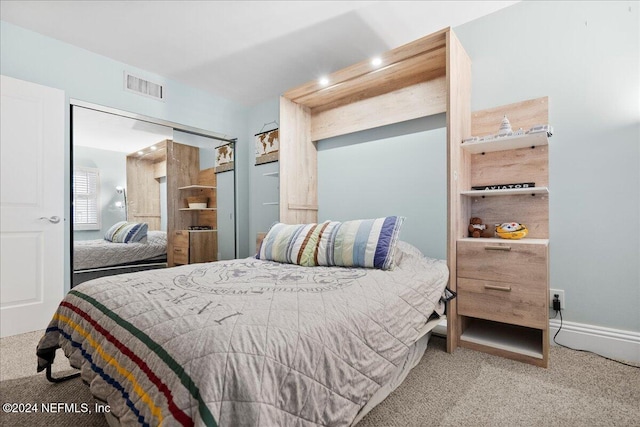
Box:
[549, 319, 640, 364]
[434, 318, 639, 363]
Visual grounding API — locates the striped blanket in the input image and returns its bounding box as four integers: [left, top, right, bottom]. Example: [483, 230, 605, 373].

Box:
[37, 244, 448, 426]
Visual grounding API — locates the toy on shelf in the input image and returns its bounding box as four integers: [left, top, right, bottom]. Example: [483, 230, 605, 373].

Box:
[468, 217, 492, 238]
[495, 222, 528, 239]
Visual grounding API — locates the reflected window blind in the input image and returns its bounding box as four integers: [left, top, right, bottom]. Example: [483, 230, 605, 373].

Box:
[73, 167, 101, 230]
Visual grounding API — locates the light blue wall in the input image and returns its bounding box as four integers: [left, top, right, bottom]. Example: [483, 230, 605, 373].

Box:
[0, 20, 250, 291]
[247, 98, 281, 254]
[318, 115, 447, 260]
[455, 1, 639, 332]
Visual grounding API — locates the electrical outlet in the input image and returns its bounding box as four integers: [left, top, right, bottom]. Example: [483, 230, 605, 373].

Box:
[550, 289, 565, 310]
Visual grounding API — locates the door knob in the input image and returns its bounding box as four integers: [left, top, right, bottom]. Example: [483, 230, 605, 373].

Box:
[39, 216, 61, 224]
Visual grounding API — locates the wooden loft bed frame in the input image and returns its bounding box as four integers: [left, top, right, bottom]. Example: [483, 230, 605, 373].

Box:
[278, 27, 472, 352]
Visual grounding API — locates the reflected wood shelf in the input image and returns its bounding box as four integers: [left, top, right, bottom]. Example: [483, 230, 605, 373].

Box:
[178, 185, 216, 190]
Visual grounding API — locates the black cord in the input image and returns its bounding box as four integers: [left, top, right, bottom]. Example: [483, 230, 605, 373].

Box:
[553, 309, 639, 369]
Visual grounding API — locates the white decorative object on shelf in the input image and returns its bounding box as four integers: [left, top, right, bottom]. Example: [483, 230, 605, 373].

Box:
[497, 115, 512, 136]
[461, 124, 553, 145]
[529, 124, 553, 136]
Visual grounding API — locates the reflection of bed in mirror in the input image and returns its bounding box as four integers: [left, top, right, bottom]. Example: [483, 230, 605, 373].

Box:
[71, 106, 238, 292]
[72, 230, 168, 287]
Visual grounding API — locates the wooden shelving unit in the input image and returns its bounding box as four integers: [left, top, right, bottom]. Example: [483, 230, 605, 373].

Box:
[170, 159, 218, 266]
[455, 97, 552, 367]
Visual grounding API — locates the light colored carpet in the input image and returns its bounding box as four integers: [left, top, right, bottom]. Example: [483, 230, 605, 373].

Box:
[1, 330, 71, 382]
[438, 364, 638, 426]
[1, 331, 638, 426]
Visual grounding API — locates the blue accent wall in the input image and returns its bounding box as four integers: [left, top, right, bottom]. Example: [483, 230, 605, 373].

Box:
[318, 115, 447, 260]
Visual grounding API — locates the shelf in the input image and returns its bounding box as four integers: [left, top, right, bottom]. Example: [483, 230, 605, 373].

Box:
[460, 318, 544, 359]
[458, 237, 549, 245]
[263, 172, 279, 178]
[461, 186, 548, 197]
[179, 208, 217, 211]
[178, 185, 216, 190]
[461, 132, 549, 154]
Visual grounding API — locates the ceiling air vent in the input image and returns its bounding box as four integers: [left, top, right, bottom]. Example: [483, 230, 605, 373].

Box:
[124, 72, 165, 101]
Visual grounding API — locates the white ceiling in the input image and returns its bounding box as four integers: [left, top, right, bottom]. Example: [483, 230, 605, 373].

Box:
[73, 107, 173, 153]
[0, 1, 518, 107]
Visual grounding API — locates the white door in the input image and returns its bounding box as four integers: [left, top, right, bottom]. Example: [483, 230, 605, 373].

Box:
[0, 75, 65, 337]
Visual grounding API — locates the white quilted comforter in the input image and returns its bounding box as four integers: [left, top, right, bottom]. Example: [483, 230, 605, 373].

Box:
[38, 242, 448, 426]
[73, 230, 167, 270]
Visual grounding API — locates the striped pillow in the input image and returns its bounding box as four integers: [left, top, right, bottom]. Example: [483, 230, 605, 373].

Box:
[257, 216, 405, 270]
[104, 221, 148, 243]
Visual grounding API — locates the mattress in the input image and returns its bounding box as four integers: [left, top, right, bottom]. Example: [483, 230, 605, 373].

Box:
[73, 230, 167, 271]
[38, 242, 449, 426]
[351, 317, 440, 426]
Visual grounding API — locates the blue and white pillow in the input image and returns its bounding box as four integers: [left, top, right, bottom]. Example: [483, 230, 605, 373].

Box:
[257, 216, 405, 270]
[104, 221, 148, 243]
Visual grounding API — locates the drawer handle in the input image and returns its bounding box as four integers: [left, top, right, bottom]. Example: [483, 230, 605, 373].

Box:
[484, 284, 512, 292]
[484, 245, 511, 251]
[175, 248, 183, 252]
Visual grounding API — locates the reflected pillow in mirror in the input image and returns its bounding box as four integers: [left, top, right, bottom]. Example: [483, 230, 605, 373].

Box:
[104, 221, 148, 243]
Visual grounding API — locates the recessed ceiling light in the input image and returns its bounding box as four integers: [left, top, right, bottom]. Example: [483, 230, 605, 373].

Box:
[371, 57, 382, 67]
[150, 145, 157, 151]
[137, 151, 144, 155]
[319, 77, 329, 86]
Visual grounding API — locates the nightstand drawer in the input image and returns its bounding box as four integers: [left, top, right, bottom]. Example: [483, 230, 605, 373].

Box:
[173, 230, 189, 248]
[458, 277, 548, 329]
[173, 246, 188, 265]
[457, 240, 548, 286]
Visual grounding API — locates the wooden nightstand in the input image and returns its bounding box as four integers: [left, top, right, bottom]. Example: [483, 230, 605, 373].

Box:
[173, 230, 218, 265]
[457, 238, 549, 367]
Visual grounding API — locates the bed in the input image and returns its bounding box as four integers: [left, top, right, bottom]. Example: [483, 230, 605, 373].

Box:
[37, 228, 449, 426]
[73, 230, 168, 286]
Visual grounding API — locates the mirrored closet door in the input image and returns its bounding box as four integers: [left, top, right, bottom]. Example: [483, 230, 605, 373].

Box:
[71, 105, 236, 287]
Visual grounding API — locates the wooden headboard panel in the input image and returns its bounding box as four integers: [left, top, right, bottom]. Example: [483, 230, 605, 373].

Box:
[279, 27, 472, 353]
[279, 28, 470, 225]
